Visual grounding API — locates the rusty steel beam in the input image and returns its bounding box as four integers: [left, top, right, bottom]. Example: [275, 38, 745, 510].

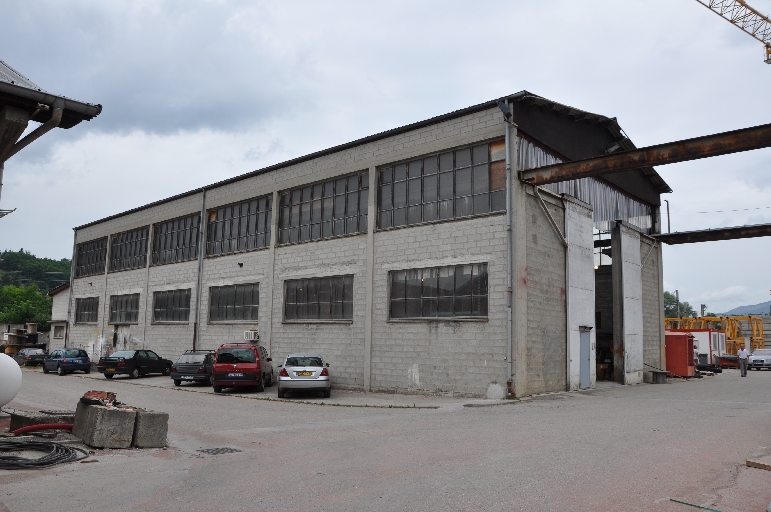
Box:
[653, 223, 771, 245]
[520, 122, 771, 185]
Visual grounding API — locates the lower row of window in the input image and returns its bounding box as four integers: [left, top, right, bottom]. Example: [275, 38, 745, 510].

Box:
[74, 263, 489, 323]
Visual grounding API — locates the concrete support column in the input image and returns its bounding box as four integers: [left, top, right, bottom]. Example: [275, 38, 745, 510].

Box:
[513, 186, 528, 397]
[142, 224, 153, 344]
[364, 166, 376, 391]
[611, 221, 644, 384]
[264, 190, 280, 356]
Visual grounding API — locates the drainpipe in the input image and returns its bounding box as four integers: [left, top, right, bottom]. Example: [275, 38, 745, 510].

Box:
[192, 188, 207, 350]
[504, 100, 514, 394]
[64, 229, 77, 349]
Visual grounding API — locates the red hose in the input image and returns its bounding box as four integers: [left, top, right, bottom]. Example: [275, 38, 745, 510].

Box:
[12, 423, 74, 436]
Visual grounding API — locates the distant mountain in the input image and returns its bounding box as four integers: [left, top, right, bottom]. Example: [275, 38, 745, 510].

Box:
[723, 300, 771, 316]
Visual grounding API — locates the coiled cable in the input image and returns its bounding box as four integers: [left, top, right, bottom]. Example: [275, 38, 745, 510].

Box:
[0, 440, 89, 470]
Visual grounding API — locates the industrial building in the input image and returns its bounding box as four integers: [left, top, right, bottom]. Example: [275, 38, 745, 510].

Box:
[55, 92, 671, 397]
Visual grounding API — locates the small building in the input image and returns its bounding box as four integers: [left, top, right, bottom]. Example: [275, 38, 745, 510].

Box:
[48, 282, 70, 348]
[63, 92, 669, 397]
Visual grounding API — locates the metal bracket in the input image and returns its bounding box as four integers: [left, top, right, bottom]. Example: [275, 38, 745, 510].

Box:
[534, 186, 568, 248]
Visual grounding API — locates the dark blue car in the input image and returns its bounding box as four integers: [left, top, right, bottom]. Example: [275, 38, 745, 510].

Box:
[43, 348, 91, 376]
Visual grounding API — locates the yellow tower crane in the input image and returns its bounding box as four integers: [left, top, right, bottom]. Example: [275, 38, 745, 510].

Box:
[695, 0, 771, 63]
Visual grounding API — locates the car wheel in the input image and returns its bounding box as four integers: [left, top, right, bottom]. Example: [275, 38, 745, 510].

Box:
[163, 365, 171, 376]
[213, 386, 222, 393]
[266, 372, 274, 387]
[130, 367, 140, 379]
[173, 379, 181, 386]
[256, 374, 265, 393]
[209, 374, 214, 386]
[323, 389, 331, 398]
[42, 364, 49, 374]
[104, 373, 114, 379]
[57, 366, 65, 376]
[84, 367, 91, 374]
[277, 387, 285, 398]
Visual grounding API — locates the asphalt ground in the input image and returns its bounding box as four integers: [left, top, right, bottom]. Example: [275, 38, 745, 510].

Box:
[2, 367, 771, 511]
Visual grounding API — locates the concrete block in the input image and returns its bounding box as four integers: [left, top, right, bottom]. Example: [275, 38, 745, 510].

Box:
[76, 405, 137, 449]
[9, 409, 74, 431]
[132, 409, 169, 448]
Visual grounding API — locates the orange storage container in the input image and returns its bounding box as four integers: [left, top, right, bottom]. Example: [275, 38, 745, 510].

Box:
[665, 330, 695, 378]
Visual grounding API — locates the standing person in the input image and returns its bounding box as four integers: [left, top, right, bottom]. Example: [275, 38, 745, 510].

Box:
[738, 343, 750, 377]
[694, 344, 700, 368]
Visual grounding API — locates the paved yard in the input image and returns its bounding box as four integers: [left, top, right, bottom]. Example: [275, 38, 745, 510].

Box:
[2, 368, 771, 511]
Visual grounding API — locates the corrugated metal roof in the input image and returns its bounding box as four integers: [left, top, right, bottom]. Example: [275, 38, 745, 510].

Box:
[0, 60, 44, 92]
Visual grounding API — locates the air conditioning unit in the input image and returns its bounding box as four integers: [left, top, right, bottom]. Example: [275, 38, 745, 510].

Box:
[243, 330, 260, 342]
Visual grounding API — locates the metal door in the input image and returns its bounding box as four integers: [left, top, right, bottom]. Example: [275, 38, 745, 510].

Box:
[580, 331, 591, 389]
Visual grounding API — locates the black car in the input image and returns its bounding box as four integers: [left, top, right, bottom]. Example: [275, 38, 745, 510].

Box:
[43, 348, 91, 376]
[171, 350, 214, 386]
[97, 349, 173, 379]
[13, 348, 46, 366]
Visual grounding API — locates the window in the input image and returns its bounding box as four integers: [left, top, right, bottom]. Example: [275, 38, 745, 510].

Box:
[110, 226, 149, 272]
[206, 196, 272, 256]
[53, 326, 64, 339]
[75, 237, 108, 278]
[75, 297, 99, 323]
[152, 213, 201, 266]
[284, 275, 353, 321]
[389, 263, 488, 319]
[377, 141, 505, 229]
[109, 293, 140, 324]
[152, 289, 191, 322]
[209, 283, 259, 322]
[279, 171, 368, 245]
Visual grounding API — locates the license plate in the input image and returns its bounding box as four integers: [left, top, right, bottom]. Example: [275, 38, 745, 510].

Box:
[107, 368, 116, 372]
[297, 371, 313, 376]
[181, 376, 194, 379]
[227, 373, 243, 377]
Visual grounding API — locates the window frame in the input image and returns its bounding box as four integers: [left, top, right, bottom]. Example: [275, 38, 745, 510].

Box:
[53, 325, 65, 339]
[108, 293, 140, 324]
[208, 282, 260, 323]
[388, 263, 489, 321]
[109, 226, 150, 273]
[151, 212, 201, 267]
[206, 195, 272, 258]
[75, 237, 108, 278]
[376, 140, 506, 231]
[74, 297, 100, 324]
[283, 275, 354, 323]
[151, 288, 192, 324]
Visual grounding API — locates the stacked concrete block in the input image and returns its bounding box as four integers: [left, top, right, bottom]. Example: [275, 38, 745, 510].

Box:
[73, 402, 137, 449]
[132, 409, 169, 448]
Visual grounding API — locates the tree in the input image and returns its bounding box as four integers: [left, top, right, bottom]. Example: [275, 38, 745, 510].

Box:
[0, 249, 70, 292]
[0, 284, 52, 331]
[664, 291, 697, 318]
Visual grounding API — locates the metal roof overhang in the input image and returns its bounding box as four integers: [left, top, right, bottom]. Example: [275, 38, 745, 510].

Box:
[653, 224, 771, 245]
[0, 81, 102, 129]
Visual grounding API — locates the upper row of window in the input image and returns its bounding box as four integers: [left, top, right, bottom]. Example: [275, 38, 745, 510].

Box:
[76, 140, 507, 278]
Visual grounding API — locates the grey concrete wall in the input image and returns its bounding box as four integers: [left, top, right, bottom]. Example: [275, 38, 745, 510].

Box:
[640, 236, 663, 371]
[524, 189, 567, 394]
[612, 222, 643, 385]
[565, 196, 595, 391]
[51, 290, 69, 321]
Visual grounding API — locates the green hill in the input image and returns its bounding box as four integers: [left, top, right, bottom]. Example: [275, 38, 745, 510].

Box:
[0, 249, 70, 292]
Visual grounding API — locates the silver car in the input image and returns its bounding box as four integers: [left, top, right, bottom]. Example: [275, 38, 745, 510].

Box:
[277, 354, 331, 398]
[749, 349, 771, 370]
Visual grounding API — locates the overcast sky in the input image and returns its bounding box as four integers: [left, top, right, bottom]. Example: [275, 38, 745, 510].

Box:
[1, 0, 770, 313]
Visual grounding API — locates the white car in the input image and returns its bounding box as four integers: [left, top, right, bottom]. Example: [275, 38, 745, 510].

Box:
[749, 349, 771, 370]
[277, 354, 330, 398]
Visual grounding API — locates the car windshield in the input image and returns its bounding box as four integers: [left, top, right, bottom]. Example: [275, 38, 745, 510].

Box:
[27, 349, 45, 355]
[753, 349, 771, 356]
[177, 354, 206, 364]
[217, 348, 255, 363]
[110, 351, 136, 359]
[285, 357, 323, 367]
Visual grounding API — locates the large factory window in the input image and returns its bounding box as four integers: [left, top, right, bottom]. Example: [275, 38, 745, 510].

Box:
[284, 275, 354, 321]
[151, 213, 201, 266]
[206, 196, 272, 256]
[389, 263, 488, 319]
[152, 289, 191, 323]
[278, 171, 368, 245]
[109, 226, 149, 272]
[209, 283, 259, 322]
[109, 293, 140, 324]
[74, 297, 99, 323]
[75, 237, 108, 278]
[377, 141, 505, 229]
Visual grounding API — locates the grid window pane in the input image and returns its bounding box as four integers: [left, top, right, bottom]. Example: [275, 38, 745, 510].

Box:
[75, 297, 99, 323]
[388, 264, 488, 319]
[153, 289, 191, 322]
[152, 213, 201, 266]
[284, 275, 354, 321]
[109, 293, 140, 324]
[279, 171, 368, 245]
[110, 227, 149, 272]
[75, 238, 108, 278]
[205, 196, 272, 257]
[209, 283, 259, 322]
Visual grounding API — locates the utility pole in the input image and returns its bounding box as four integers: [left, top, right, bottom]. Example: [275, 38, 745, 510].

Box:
[701, 304, 707, 317]
[676, 290, 681, 317]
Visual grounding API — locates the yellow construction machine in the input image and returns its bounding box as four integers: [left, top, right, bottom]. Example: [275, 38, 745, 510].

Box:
[665, 316, 764, 354]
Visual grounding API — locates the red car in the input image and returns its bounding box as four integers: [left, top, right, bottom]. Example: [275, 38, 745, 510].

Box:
[211, 344, 273, 393]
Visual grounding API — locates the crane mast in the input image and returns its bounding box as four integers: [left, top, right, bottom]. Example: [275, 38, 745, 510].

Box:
[695, 0, 771, 63]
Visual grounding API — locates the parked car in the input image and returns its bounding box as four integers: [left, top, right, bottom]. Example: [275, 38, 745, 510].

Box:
[749, 348, 771, 370]
[277, 354, 331, 398]
[211, 344, 273, 393]
[13, 348, 46, 366]
[97, 349, 173, 379]
[43, 348, 91, 376]
[171, 350, 214, 386]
